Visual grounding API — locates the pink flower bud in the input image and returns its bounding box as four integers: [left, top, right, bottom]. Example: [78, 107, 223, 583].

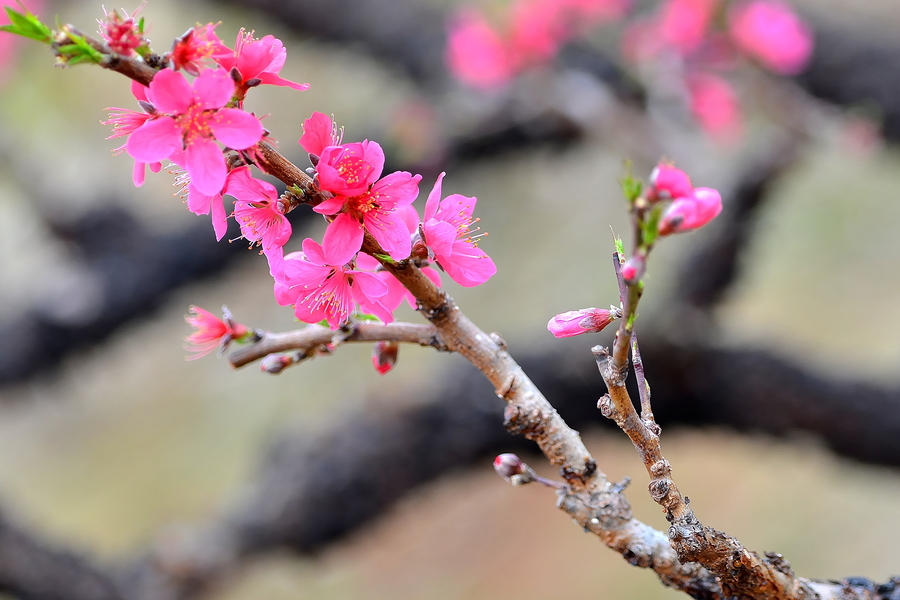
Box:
[184, 305, 251, 360]
[622, 254, 646, 284]
[658, 187, 722, 235]
[547, 307, 622, 338]
[493, 453, 524, 480]
[647, 163, 694, 202]
[372, 340, 399, 375]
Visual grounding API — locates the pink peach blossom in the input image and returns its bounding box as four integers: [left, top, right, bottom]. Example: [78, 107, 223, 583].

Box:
[125, 68, 264, 196]
[422, 173, 496, 287]
[98, 5, 146, 57]
[103, 81, 163, 187]
[225, 166, 291, 257]
[298, 111, 343, 159]
[274, 238, 392, 329]
[184, 305, 250, 359]
[169, 23, 227, 76]
[213, 29, 309, 90]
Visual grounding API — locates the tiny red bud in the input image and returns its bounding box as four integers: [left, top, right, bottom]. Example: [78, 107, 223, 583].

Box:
[371, 341, 399, 375]
[493, 453, 523, 480]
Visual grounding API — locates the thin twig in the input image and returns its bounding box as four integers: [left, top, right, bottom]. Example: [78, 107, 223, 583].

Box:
[229, 322, 446, 368]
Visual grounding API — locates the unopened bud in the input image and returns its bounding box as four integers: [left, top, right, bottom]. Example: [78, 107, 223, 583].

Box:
[658, 187, 722, 235]
[371, 340, 399, 375]
[260, 353, 293, 374]
[547, 307, 622, 338]
[647, 163, 694, 202]
[493, 453, 524, 480]
[621, 255, 646, 284]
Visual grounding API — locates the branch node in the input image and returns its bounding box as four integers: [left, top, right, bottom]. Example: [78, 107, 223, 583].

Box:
[495, 373, 516, 400]
[597, 394, 615, 419]
[648, 478, 671, 502]
[650, 459, 671, 478]
[489, 331, 507, 350]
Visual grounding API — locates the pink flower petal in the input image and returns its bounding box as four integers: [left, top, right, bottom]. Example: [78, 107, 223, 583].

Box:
[299, 111, 336, 156]
[208, 108, 264, 150]
[423, 218, 457, 256]
[224, 165, 275, 201]
[125, 116, 182, 163]
[366, 214, 411, 261]
[300, 238, 328, 265]
[322, 213, 364, 265]
[424, 172, 446, 221]
[210, 190, 228, 240]
[147, 68, 193, 114]
[193, 67, 235, 109]
[313, 196, 347, 215]
[257, 72, 310, 90]
[185, 137, 227, 196]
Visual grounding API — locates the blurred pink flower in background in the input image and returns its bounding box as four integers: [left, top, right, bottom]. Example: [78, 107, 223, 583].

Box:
[446, 9, 514, 89]
[729, 0, 813, 75]
[687, 72, 743, 142]
[657, 0, 718, 54]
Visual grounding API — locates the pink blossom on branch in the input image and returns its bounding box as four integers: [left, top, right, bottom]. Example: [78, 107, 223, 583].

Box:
[273, 238, 393, 329]
[311, 135, 420, 264]
[729, 0, 812, 75]
[213, 29, 309, 90]
[298, 111, 343, 160]
[184, 305, 251, 360]
[169, 151, 233, 241]
[125, 67, 264, 196]
[225, 166, 291, 258]
[421, 173, 496, 287]
[98, 5, 146, 57]
[169, 23, 227, 76]
[103, 81, 162, 187]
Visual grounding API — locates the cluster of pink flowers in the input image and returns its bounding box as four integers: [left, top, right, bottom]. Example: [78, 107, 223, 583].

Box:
[99, 18, 497, 358]
[447, 0, 813, 142]
[268, 112, 496, 330]
[547, 162, 720, 338]
[624, 0, 812, 141]
[446, 0, 630, 89]
[103, 25, 309, 241]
